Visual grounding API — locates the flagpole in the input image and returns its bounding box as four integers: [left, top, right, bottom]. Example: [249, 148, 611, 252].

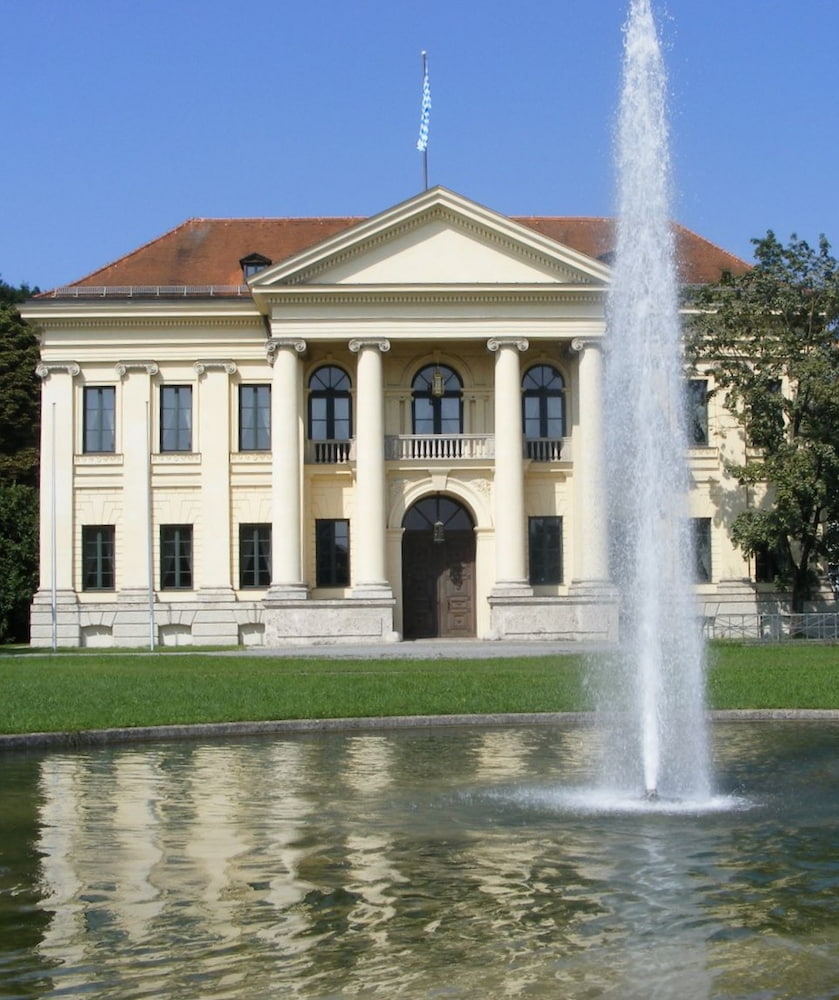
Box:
[422, 51, 429, 190]
[50, 401, 57, 651]
[146, 400, 155, 651]
[417, 50, 431, 190]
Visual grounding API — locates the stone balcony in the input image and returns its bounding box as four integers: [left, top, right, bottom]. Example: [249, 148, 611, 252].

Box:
[305, 435, 571, 464]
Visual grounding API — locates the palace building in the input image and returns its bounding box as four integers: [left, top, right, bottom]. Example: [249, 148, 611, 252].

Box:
[24, 187, 755, 648]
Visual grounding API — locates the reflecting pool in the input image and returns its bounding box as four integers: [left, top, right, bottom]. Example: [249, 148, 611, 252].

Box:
[2, 722, 839, 999]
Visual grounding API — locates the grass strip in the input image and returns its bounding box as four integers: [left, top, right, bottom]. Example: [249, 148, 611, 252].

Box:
[0, 654, 589, 735]
[0, 643, 838, 735]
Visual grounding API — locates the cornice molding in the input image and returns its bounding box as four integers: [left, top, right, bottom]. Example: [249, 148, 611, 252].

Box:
[27, 314, 262, 332]
[35, 361, 80, 379]
[266, 288, 605, 308]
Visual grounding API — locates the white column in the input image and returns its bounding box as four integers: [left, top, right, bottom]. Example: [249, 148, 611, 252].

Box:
[349, 338, 392, 598]
[266, 338, 307, 598]
[35, 362, 79, 609]
[570, 337, 609, 583]
[488, 337, 531, 595]
[193, 360, 236, 597]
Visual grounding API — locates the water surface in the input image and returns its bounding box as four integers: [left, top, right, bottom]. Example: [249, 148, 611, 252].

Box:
[2, 722, 839, 999]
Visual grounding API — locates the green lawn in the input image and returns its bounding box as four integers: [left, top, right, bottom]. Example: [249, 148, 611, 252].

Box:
[0, 642, 837, 736]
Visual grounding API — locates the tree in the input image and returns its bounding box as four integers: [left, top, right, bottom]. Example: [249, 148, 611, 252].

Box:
[0, 278, 41, 641]
[0, 483, 38, 641]
[0, 280, 41, 486]
[688, 232, 839, 612]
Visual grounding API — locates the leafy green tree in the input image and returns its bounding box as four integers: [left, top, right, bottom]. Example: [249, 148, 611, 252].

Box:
[0, 278, 41, 641]
[688, 232, 839, 612]
[0, 483, 39, 641]
[0, 280, 41, 487]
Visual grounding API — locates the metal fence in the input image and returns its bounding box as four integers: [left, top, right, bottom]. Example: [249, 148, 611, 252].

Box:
[706, 613, 839, 641]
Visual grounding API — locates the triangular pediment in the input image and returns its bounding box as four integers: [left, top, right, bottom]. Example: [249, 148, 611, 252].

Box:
[250, 188, 610, 291]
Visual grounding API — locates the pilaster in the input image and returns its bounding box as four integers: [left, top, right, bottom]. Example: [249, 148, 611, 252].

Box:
[193, 360, 236, 599]
[34, 361, 81, 646]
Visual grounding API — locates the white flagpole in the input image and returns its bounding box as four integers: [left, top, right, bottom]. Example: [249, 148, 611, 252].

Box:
[146, 400, 155, 651]
[50, 401, 57, 651]
[417, 51, 431, 190]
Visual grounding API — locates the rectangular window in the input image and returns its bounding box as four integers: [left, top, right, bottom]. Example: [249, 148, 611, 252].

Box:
[239, 385, 271, 451]
[239, 523, 271, 588]
[316, 519, 350, 587]
[692, 518, 712, 582]
[160, 525, 193, 589]
[686, 379, 709, 446]
[160, 385, 192, 452]
[528, 516, 563, 585]
[83, 386, 116, 453]
[82, 525, 115, 590]
[755, 543, 787, 584]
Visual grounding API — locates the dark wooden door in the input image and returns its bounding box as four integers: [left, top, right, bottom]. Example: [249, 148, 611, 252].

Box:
[402, 529, 475, 639]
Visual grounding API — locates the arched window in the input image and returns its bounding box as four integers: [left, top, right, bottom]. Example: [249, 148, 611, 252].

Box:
[402, 494, 473, 533]
[412, 364, 462, 435]
[308, 366, 351, 463]
[522, 365, 565, 461]
[308, 366, 351, 440]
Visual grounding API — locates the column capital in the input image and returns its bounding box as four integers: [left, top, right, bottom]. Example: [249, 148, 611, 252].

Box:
[569, 336, 602, 355]
[36, 361, 80, 380]
[348, 338, 391, 354]
[115, 360, 159, 378]
[487, 337, 529, 354]
[266, 338, 306, 365]
[193, 359, 237, 377]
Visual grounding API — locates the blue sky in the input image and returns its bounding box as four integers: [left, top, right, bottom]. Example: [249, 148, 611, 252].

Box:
[3, 0, 837, 290]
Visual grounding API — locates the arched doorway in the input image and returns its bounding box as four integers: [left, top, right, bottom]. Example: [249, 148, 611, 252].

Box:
[401, 495, 476, 639]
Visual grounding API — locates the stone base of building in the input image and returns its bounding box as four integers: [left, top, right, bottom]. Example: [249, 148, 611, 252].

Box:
[30, 592, 267, 648]
[262, 597, 398, 646]
[487, 586, 619, 643]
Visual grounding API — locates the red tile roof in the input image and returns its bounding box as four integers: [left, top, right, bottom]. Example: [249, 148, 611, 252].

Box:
[60, 214, 747, 294]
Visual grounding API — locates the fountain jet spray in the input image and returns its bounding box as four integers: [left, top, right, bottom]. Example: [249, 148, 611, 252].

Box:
[600, 0, 712, 803]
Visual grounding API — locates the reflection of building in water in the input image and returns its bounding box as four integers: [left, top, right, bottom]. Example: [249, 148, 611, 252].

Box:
[342, 736, 395, 795]
[472, 729, 535, 780]
[33, 741, 337, 990]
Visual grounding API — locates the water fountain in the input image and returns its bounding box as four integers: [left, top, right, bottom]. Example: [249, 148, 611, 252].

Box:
[10, 6, 839, 998]
[600, 0, 712, 803]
